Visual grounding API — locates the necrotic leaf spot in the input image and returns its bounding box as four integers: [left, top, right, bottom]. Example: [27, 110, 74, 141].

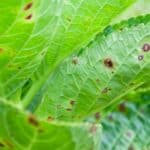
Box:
[25, 14, 32, 20]
[70, 100, 75, 106]
[24, 2, 33, 10]
[66, 108, 72, 111]
[0, 142, 4, 147]
[47, 116, 54, 121]
[0, 48, 4, 53]
[94, 112, 100, 120]
[28, 115, 39, 127]
[104, 58, 113, 68]
[142, 43, 150, 52]
[72, 57, 78, 65]
[101, 87, 111, 94]
[118, 103, 126, 112]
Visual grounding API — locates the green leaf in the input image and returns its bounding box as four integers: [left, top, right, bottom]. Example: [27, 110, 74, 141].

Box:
[0, 0, 136, 101]
[101, 97, 150, 150]
[0, 98, 101, 150]
[34, 15, 150, 121]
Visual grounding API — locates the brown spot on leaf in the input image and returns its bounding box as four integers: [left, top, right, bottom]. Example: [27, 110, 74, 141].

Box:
[0, 142, 4, 147]
[138, 55, 144, 61]
[66, 108, 72, 111]
[104, 58, 114, 68]
[101, 87, 111, 94]
[96, 79, 100, 83]
[94, 112, 100, 120]
[3, 140, 14, 149]
[24, 2, 33, 10]
[118, 103, 126, 113]
[128, 145, 135, 150]
[25, 14, 32, 20]
[72, 57, 78, 65]
[142, 43, 150, 52]
[0, 48, 4, 53]
[28, 115, 39, 127]
[47, 116, 54, 122]
[70, 100, 75, 106]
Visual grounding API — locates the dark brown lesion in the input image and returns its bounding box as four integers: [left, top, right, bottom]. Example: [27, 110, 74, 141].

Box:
[70, 100, 75, 106]
[94, 112, 100, 120]
[28, 114, 39, 127]
[47, 116, 54, 122]
[101, 87, 111, 94]
[104, 58, 114, 68]
[3, 140, 14, 149]
[0, 142, 4, 147]
[66, 108, 72, 111]
[25, 14, 33, 20]
[72, 57, 79, 65]
[24, 2, 33, 11]
[118, 102, 126, 113]
[142, 43, 150, 52]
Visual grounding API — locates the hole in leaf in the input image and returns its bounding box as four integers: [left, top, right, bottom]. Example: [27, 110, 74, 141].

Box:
[138, 55, 144, 61]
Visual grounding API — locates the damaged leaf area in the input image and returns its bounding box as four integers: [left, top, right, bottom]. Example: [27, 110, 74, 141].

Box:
[35, 15, 150, 121]
[0, 0, 150, 150]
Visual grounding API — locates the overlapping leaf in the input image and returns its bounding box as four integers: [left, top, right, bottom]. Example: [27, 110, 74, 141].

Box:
[101, 92, 150, 150]
[0, 98, 101, 150]
[33, 15, 150, 121]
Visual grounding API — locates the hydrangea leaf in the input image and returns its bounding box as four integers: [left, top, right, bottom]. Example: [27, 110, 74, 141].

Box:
[33, 15, 150, 121]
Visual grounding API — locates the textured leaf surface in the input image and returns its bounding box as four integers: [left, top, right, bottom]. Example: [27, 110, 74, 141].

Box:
[0, 98, 101, 150]
[34, 15, 150, 121]
[0, 0, 135, 100]
[101, 92, 150, 150]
